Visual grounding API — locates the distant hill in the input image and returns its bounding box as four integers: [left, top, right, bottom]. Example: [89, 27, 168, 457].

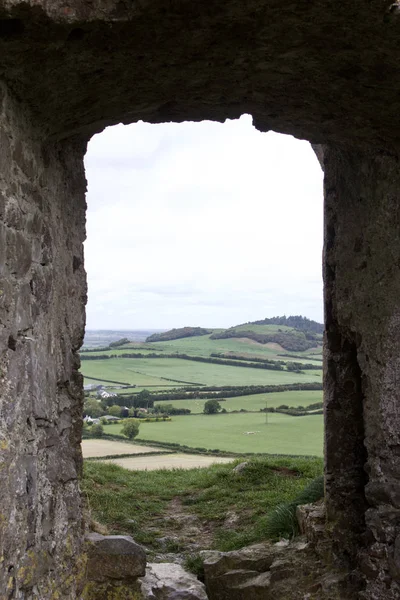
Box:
[210, 316, 323, 352]
[146, 327, 212, 343]
[145, 317, 323, 352]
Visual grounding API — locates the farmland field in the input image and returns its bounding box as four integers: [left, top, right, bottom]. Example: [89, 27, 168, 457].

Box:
[82, 357, 322, 389]
[82, 322, 324, 458]
[81, 439, 166, 458]
[101, 453, 234, 470]
[154, 390, 323, 413]
[81, 332, 323, 362]
[103, 412, 323, 456]
[153, 334, 323, 362]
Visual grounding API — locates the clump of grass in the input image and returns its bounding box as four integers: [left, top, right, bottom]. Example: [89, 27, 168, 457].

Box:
[213, 528, 261, 552]
[264, 475, 324, 541]
[184, 554, 205, 580]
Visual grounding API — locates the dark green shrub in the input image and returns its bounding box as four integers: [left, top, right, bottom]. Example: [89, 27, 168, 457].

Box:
[121, 419, 140, 440]
[90, 423, 104, 438]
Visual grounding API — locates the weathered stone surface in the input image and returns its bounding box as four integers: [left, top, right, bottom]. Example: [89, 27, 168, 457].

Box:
[202, 540, 353, 600]
[232, 462, 249, 475]
[139, 563, 208, 600]
[296, 502, 332, 564]
[0, 81, 87, 598]
[0, 0, 399, 150]
[297, 503, 326, 544]
[82, 579, 143, 600]
[86, 533, 146, 582]
[323, 146, 400, 598]
[201, 543, 277, 578]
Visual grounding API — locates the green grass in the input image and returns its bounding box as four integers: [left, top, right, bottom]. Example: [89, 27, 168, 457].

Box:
[81, 357, 322, 390]
[82, 359, 191, 388]
[154, 390, 323, 414]
[82, 455, 323, 552]
[103, 411, 323, 456]
[265, 475, 324, 540]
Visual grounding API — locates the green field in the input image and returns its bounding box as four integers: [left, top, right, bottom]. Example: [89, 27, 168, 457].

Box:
[82, 321, 324, 457]
[154, 390, 323, 414]
[81, 332, 323, 363]
[81, 357, 322, 389]
[103, 412, 323, 456]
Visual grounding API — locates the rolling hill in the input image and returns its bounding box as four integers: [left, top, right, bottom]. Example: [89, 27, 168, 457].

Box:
[146, 316, 323, 352]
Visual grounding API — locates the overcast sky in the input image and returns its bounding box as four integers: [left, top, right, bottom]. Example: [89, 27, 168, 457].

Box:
[84, 115, 324, 330]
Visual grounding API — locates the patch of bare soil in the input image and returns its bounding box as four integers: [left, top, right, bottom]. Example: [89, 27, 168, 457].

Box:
[271, 466, 301, 477]
[148, 497, 216, 564]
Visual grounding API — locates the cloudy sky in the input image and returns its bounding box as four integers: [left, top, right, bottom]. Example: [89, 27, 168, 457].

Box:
[84, 115, 324, 330]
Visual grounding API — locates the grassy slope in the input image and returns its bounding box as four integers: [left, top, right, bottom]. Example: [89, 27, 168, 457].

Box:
[227, 323, 298, 334]
[147, 334, 322, 360]
[154, 390, 323, 413]
[103, 412, 323, 456]
[83, 456, 323, 552]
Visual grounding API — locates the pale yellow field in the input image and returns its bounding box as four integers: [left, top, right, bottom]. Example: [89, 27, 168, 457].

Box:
[100, 453, 234, 471]
[82, 439, 165, 458]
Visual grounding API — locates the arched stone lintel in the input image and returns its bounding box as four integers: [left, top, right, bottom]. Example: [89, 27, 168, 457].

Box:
[0, 0, 400, 148]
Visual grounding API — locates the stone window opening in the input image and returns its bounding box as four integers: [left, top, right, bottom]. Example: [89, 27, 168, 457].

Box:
[1, 2, 399, 597]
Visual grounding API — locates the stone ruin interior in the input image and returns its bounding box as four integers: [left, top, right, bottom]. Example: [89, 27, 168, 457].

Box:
[1, 0, 400, 598]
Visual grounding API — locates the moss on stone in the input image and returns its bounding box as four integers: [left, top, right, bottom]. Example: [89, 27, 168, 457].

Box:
[82, 581, 143, 600]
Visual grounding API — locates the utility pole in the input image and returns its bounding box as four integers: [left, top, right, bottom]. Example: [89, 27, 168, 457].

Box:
[265, 400, 268, 425]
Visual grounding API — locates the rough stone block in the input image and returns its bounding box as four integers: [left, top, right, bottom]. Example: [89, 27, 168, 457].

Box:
[139, 562, 208, 600]
[201, 542, 276, 578]
[296, 502, 326, 543]
[86, 533, 146, 583]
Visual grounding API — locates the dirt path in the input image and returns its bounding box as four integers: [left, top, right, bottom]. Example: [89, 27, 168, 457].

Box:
[147, 496, 217, 563]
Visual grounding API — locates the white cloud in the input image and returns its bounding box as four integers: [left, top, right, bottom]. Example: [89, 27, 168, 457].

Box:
[84, 115, 323, 329]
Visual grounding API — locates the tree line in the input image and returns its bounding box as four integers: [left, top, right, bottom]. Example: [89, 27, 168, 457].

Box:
[148, 382, 323, 401]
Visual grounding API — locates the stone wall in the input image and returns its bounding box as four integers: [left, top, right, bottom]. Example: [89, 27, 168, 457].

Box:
[0, 82, 87, 598]
[0, 0, 400, 598]
[324, 146, 400, 598]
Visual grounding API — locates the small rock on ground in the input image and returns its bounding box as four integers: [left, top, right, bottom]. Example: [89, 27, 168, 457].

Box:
[140, 563, 208, 600]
